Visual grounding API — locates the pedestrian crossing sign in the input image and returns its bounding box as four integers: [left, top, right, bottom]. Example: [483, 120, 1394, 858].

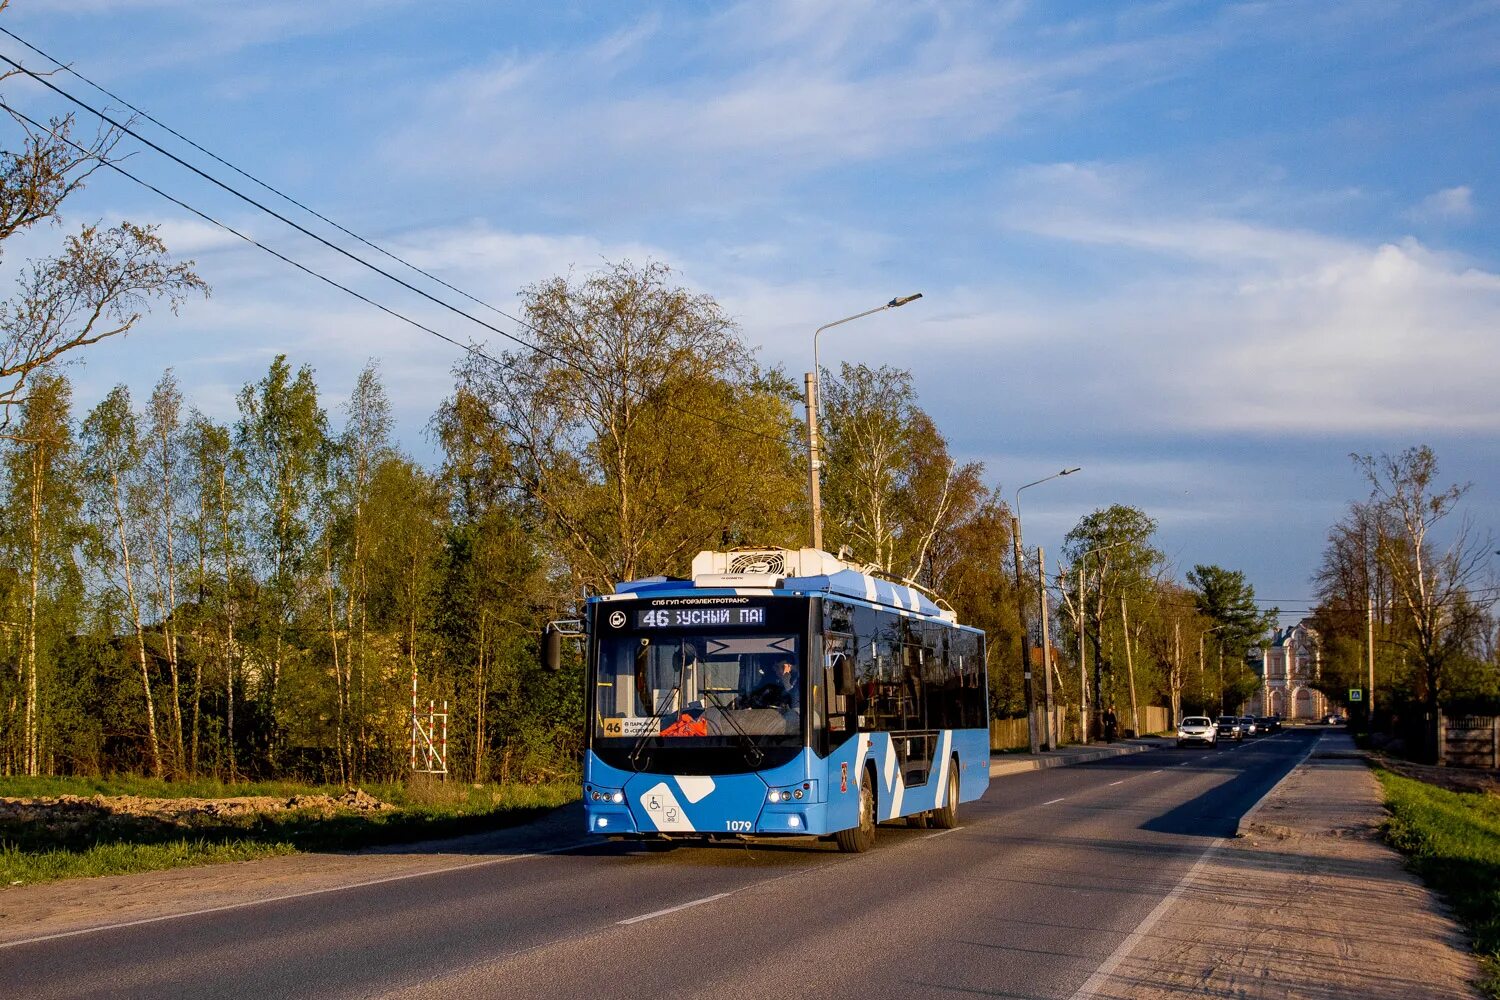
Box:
[1349, 688, 1363, 702]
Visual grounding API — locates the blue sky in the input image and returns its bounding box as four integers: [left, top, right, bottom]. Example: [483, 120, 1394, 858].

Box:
[6, 0, 1499, 615]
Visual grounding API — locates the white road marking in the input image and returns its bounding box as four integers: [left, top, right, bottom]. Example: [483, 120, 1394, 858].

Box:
[1068, 837, 1227, 1000]
[1149, 770, 1162, 775]
[0, 840, 593, 951]
[1108, 780, 1125, 786]
[1043, 797, 1065, 805]
[617, 891, 733, 926]
[925, 828, 959, 839]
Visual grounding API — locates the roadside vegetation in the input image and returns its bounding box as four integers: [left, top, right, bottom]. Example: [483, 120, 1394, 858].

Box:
[0, 776, 576, 887]
[1377, 768, 1500, 997]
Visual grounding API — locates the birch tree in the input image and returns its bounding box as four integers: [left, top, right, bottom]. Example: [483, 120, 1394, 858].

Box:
[453, 260, 801, 590]
[81, 385, 162, 777]
[1, 372, 80, 774]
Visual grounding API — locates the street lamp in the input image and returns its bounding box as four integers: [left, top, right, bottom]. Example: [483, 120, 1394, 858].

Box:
[1076, 538, 1129, 744]
[805, 293, 923, 551]
[1011, 467, 1081, 753]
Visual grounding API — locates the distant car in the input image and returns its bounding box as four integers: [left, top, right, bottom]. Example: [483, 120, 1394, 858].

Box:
[1240, 716, 1259, 736]
[1257, 716, 1280, 734]
[1216, 716, 1243, 741]
[1324, 713, 1344, 725]
[1177, 716, 1218, 748]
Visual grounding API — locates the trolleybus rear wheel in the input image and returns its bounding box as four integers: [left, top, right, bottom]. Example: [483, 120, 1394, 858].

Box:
[930, 758, 960, 830]
[836, 767, 877, 853]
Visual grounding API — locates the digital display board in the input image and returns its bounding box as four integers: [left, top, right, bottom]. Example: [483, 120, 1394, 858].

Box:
[635, 606, 767, 629]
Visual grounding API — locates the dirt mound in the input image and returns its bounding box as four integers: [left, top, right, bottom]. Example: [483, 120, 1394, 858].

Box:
[0, 788, 394, 831]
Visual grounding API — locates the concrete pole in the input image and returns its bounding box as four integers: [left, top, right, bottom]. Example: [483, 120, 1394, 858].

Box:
[1011, 515, 1038, 753]
[1039, 546, 1054, 749]
[804, 371, 823, 551]
[1079, 562, 1088, 745]
[1367, 592, 1377, 730]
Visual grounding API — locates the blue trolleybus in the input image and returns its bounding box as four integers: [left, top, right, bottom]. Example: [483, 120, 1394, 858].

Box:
[578, 547, 989, 852]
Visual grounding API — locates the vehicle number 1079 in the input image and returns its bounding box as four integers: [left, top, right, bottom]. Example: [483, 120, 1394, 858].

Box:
[724, 820, 753, 832]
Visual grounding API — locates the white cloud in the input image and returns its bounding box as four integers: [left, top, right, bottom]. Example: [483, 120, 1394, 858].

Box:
[1407, 185, 1477, 224]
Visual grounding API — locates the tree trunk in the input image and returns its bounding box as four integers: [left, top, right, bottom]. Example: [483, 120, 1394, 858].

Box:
[217, 465, 237, 781]
[22, 445, 43, 776]
[110, 460, 162, 779]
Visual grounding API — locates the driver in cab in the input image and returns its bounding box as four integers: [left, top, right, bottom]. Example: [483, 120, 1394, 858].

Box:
[747, 658, 800, 712]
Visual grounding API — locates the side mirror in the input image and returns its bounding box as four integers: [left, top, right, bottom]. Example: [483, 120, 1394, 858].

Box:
[835, 654, 856, 696]
[542, 625, 562, 672]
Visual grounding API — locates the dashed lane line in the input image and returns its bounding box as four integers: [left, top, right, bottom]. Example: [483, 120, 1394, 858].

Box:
[1043, 797, 1066, 805]
[617, 892, 734, 926]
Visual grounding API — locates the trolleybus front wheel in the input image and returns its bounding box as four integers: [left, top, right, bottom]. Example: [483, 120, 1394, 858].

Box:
[836, 767, 877, 853]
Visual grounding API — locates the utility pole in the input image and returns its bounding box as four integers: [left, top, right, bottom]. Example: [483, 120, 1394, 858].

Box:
[1120, 597, 1141, 738]
[1367, 592, 1377, 735]
[804, 372, 822, 550]
[1078, 560, 1088, 745]
[1012, 515, 1038, 754]
[1039, 545, 1054, 749]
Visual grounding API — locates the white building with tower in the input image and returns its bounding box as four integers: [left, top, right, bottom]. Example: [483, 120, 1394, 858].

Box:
[1247, 620, 1328, 720]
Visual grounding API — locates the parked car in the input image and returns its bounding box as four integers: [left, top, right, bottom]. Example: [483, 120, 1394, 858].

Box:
[1324, 713, 1344, 725]
[1256, 716, 1281, 734]
[1240, 716, 1259, 736]
[1216, 716, 1243, 741]
[1177, 716, 1218, 748]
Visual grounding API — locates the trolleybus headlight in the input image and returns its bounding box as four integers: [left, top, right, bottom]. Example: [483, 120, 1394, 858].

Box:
[610, 791, 624, 804]
[768, 790, 783, 803]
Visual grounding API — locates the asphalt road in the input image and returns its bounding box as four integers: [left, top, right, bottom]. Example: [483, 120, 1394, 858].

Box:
[3, 730, 1318, 1000]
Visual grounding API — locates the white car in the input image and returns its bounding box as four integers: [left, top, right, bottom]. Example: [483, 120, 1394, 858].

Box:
[1177, 716, 1218, 747]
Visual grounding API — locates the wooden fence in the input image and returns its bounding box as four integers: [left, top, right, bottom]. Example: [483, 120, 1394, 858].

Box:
[990, 705, 1169, 750]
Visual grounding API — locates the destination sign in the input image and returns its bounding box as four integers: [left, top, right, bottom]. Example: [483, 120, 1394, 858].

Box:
[636, 606, 767, 629]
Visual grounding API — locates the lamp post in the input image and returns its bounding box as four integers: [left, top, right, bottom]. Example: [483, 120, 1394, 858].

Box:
[805, 293, 923, 551]
[1012, 467, 1081, 752]
[1076, 538, 1128, 744]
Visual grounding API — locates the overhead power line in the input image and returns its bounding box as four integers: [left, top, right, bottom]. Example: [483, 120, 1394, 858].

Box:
[0, 24, 537, 336]
[0, 53, 803, 449]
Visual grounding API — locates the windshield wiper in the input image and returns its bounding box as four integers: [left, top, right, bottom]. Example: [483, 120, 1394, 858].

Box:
[629, 674, 683, 772]
[700, 688, 765, 768]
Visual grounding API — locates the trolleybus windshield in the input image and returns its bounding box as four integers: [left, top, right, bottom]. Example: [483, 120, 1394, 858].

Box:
[594, 632, 802, 740]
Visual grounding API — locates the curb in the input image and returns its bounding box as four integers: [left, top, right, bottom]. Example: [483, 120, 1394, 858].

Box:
[1234, 731, 1323, 837]
[988, 741, 1155, 778]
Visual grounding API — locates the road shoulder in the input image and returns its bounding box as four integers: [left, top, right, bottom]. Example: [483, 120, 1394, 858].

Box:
[0, 803, 587, 948]
[1080, 733, 1483, 999]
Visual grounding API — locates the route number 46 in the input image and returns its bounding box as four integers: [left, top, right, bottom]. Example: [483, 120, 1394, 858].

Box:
[640, 610, 672, 628]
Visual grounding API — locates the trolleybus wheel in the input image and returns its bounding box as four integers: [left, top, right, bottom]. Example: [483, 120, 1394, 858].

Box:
[836, 766, 877, 853]
[930, 758, 960, 830]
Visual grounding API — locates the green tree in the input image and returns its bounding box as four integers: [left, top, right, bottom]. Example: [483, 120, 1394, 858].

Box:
[453, 259, 802, 591]
[1, 372, 82, 774]
[80, 385, 163, 777]
[1356, 447, 1493, 761]
[181, 413, 244, 776]
[1061, 505, 1164, 738]
[434, 384, 560, 782]
[235, 355, 327, 764]
[820, 363, 985, 581]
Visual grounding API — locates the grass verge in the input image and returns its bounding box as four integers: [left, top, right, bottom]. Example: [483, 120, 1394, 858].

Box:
[0, 775, 578, 887]
[1376, 767, 1500, 997]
